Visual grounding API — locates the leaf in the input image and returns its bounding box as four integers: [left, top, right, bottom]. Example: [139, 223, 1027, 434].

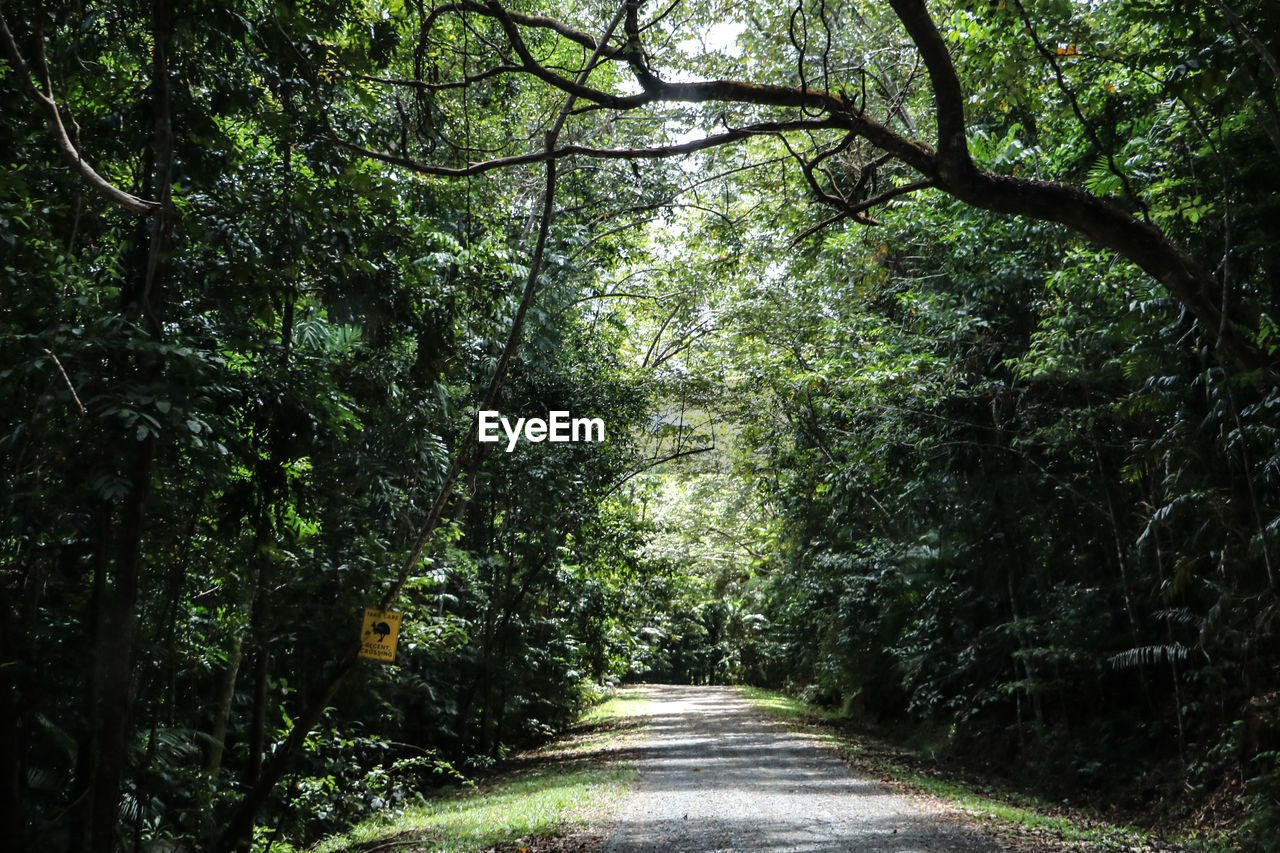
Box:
[1110, 644, 1205, 670]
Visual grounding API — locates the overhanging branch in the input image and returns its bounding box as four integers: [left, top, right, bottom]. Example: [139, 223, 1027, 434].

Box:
[368, 0, 1269, 372]
[330, 117, 847, 177]
[0, 13, 161, 217]
[885, 0, 972, 170]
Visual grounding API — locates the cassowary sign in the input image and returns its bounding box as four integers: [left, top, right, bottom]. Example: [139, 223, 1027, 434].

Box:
[359, 608, 402, 662]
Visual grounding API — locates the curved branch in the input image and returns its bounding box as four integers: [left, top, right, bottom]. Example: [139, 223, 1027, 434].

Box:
[431, 0, 936, 173]
[359, 65, 521, 92]
[793, 177, 937, 241]
[330, 117, 846, 177]
[416, 2, 624, 69]
[362, 0, 1269, 372]
[0, 13, 161, 216]
[492, 3, 625, 58]
[844, 177, 935, 215]
[885, 0, 972, 171]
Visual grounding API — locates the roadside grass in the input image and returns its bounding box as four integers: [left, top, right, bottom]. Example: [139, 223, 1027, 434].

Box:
[294, 689, 649, 853]
[580, 690, 650, 726]
[533, 688, 652, 760]
[300, 763, 633, 853]
[737, 686, 1233, 853]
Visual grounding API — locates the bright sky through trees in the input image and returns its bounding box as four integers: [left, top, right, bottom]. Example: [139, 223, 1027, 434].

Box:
[3, 0, 1279, 850]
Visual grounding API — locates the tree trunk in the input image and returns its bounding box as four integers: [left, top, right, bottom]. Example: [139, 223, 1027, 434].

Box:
[243, 559, 272, 788]
[0, 596, 26, 852]
[80, 1, 176, 846]
[88, 435, 154, 853]
[65, 504, 109, 850]
[204, 579, 254, 778]
[215, 644, 361, 853]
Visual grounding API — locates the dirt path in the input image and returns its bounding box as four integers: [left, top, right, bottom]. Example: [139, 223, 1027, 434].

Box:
[604, 685, 1001, 852]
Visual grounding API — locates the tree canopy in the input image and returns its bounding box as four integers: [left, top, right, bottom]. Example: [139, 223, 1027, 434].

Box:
[3, 0, 1280, 850]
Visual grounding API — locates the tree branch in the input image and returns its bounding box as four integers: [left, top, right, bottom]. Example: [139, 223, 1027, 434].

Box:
[330, 118, 846, 177]
[0, 13, 161, 217]
[373, 0, 1270, 372]
[604, 445, 716, 496]
[792, 178, 936, 242]
[360, 65, 522, 92]
[885, 0, 972, 172]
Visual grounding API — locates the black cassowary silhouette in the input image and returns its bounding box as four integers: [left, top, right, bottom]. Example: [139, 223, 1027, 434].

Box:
[371, 621, 392, 641]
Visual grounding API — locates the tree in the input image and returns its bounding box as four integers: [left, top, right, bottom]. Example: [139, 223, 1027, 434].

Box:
[5, 0, 1280, 848]
[328, 0, 1271, 373]
[2, 0, 657, 848]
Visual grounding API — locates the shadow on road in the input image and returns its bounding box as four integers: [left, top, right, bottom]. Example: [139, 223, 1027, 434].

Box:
[602, 685, 999, 852]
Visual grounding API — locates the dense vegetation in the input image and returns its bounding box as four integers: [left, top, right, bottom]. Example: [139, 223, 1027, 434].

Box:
[2, 0, 1278, 850]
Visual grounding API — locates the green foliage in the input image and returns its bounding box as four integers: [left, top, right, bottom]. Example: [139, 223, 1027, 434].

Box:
[298, 762, 635, 853]
[2, 0, 660, 848]
[742, 686, 1235, 852]
[5, 0, 1280, 847]
[283, 734, 464, 843]
[1241, 750, 1280, 853]
[589, 0, 1280, 837]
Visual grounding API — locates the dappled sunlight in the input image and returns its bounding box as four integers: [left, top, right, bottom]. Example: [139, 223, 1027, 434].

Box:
[307, 763, 633, 853]
[3, 0, 1274, 847]
[605, 686, 998, 851]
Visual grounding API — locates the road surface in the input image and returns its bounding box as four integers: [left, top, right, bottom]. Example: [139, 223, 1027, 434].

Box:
[604, 685, 1001, 852]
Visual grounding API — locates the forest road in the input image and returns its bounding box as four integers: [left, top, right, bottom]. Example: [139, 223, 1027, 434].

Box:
[603, 685, 1001, 853]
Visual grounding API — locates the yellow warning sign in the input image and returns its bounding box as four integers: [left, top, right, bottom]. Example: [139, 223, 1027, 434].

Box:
[359, 609, 402, 662]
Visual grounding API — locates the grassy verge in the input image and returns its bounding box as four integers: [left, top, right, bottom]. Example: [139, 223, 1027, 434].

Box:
[737, 686, 1232, 853]
[296, 689, 649, 853]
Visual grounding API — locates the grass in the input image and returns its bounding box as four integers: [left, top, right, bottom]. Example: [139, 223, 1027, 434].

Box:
[294, 689, 649, 853]
[736, 686, 845, 725]
[301, 763, 633, 853]
[522, 687, 651, 763]
[737, 686, 1233, 853]
[579, 689, 650, 727]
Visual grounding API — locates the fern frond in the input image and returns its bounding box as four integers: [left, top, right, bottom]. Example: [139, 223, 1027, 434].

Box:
[1111, 643, 1192, 670]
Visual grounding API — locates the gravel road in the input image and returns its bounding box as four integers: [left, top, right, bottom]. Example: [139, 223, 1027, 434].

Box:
[604, 685, 1001, 852]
